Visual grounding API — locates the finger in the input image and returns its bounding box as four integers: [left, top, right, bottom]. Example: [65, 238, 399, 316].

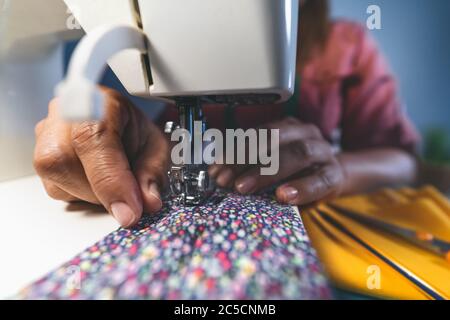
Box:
[42, 180, 78, 202]
[208, 142, 253, 187]
[71, 96, 142, 228]
[215, 166, 235, 188]
[276, 160, 344, 206]
[35, 119, 46, 136]
[262, 117, 323, 146]
[210, 131, 264, 188]
[34, 146, 99, 204]
[34, 106, 99, 204]
[235, 139, 334, 194]
[134, 123, 169, 214]
[214, 164, 252, 188]
[208, 164, 224, 179]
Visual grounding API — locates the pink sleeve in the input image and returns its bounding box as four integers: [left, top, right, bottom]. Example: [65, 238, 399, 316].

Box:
[340, 26, 420, 153]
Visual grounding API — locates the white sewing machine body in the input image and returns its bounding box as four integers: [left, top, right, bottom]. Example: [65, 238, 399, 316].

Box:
[59, 0, 299, 205]
[64, 0, 299, 104]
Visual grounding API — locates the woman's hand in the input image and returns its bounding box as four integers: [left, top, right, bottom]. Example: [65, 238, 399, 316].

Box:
[34, 87, 169, 228]
[209, 117, 346, 205]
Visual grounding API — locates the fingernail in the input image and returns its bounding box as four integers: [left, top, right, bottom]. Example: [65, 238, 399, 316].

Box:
[217, 169, 233, 187]
[148, 182, 162, 208]
[281, 186, 299, 203]
[208, 165, 221, 178]
[111, 202, 136, 227]
[236, 176, 257, 194]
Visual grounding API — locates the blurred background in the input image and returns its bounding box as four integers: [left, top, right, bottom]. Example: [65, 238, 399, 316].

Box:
[0, 0, 449, 182]
[332, 0, 450, 166]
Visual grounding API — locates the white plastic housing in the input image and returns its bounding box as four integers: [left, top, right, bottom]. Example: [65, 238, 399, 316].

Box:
[0, 0, 82, 59]
[63, 0, 299, 103]
[64, 0, 150, 96]
[140, 0, 299, 102]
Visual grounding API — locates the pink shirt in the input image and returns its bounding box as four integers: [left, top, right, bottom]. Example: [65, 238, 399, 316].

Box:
[159, 21, 419, 152]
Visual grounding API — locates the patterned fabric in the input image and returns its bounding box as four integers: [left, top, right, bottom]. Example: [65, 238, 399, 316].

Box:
[19, 192, 331, 300]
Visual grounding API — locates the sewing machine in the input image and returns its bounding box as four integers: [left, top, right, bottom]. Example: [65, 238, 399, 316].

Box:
[58, 0, 299, 205]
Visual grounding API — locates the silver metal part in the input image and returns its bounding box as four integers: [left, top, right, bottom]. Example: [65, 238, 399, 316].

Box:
[166, 98, 214, 206]
[168, 165, 213, 206]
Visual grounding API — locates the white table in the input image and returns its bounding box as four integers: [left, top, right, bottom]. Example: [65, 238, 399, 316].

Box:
[0, 176, 118, 298]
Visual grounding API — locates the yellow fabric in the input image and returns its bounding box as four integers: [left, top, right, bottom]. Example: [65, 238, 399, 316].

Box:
[302, 186, 450, 300]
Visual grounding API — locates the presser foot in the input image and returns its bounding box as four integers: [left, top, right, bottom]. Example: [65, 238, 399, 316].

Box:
[168, 165, 215, 206]
[165, 99, 215, 206]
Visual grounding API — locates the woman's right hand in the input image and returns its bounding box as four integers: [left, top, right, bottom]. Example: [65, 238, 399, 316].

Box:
[34, 87, 170, 228]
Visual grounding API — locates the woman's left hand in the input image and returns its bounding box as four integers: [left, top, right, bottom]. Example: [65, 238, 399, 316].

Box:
[208, 117, 347, 205]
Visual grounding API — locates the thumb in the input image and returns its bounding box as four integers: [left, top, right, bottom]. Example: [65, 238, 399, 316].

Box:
[72, 121, 143, 228]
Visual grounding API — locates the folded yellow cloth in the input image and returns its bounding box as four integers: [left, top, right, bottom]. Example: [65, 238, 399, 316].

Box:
[302, 186, 450, 300]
